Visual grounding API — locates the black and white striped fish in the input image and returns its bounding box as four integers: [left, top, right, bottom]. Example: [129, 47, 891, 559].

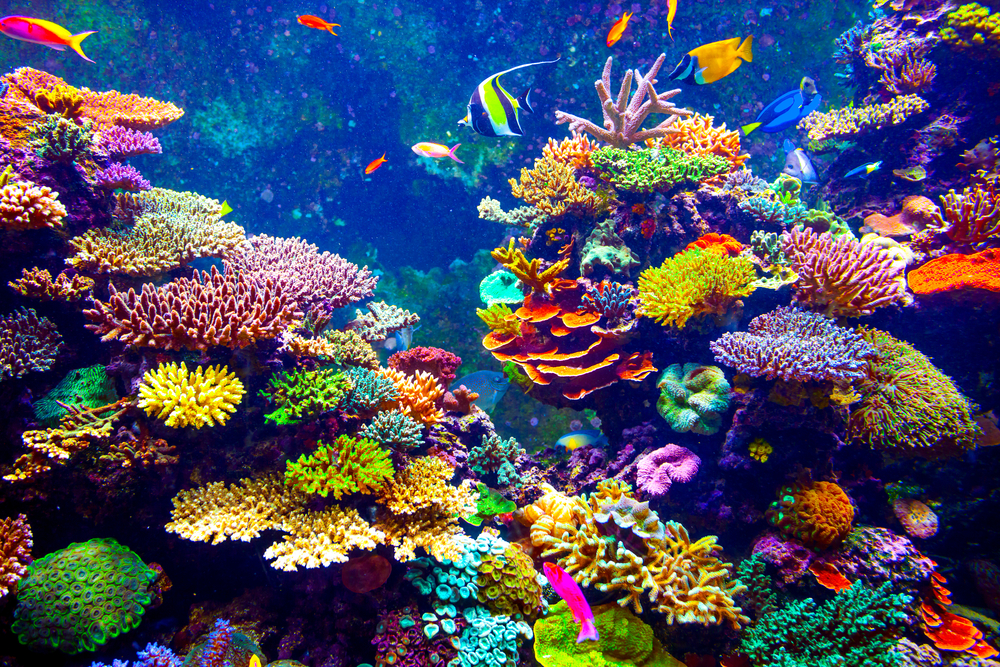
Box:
[458, 58, 559, 137]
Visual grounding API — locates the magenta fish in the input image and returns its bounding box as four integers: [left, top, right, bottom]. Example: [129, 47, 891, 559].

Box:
[543, 562, 599, 642]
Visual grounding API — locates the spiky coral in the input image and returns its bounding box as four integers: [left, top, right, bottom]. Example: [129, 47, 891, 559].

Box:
[591, 145, 730, 192]
[637, 249, 756, 329]
[378, 368, 445, 425]
[0, 515, 32, 599]
[653, 112, 749, 170]
[0, 180, 66, 231]
[137, 362, 244, 429]
[260, 367, 353, 425]
[284, 436, 393, 499]
[8, 268, 93, 302]
[797, 94, 929, 142]
[509, 153, 608, 217]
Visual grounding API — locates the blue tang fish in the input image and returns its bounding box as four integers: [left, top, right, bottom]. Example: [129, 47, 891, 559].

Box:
[458, 58, 560, 137]
[450, 371, 510, 412]
[741, 77, 821, 136]
[555, 429, 608, 453]
[845, 161, 882, 178]
[782, 139, 818, 183]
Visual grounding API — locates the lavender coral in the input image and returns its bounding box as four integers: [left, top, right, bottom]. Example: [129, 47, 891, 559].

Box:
[710, 307, 877, 383]
[635, 445, 701, 498]
[93, 162, 151, 191]
[95, 125, 162, 157]
[0, 308, 63, 381]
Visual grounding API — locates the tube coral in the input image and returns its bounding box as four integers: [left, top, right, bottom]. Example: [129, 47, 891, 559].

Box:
[137, 362, 244, 429]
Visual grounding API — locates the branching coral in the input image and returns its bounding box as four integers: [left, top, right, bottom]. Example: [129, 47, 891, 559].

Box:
[491, 238, 570, 295]
[468, 432, 526, 487]
[0, 514, 32, 599]
[349, 300, 420, 344]
[508, 153, 607, 217]
[637, 249, 757, 329]
[797, 94, 929, 142]
[378, 368, 445, 425]
[592, 145, 730, 192]
[30, 116, 95, 163]
[260, 367, 353, 424]
[652, 112, 748, 170]
[0, 308, 63, 381]
[264, 506, 386, 572]
[93, 162, 150, 191]
[359, 410, 425, 450]
[928, 180, 1000, 248]
[284, 435, 393, 499]
[33, 364, 117, 425]
[0, 179, 67, 231]
[766, 479, 855, 549]
[9, 268, 93, 302]
[544, 132, 600, 170]
[137, 362, 243, 429]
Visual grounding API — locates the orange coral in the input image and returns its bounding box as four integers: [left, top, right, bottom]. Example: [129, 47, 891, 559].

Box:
[766, 479, 854, 550]
[652, 113, 749, 170]
[685, 233, 743, 256]
[931, 180, 1000, 247]
[808, 561, 853, 593]
[8, 268, 94, 302]
[543, 133, 599, 171]
[378, 368, 445, 425]
[508, 153, 606, 217]
[922, 570, 999, 658]
[862, 195, 938, 237]
[907, 249, 1000, 294]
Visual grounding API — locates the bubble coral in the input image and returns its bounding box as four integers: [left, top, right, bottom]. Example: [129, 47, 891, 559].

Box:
[766, 479, 855, 550]
[655, 364, 731, 435]
[635, 445, 702, 498]
[137, 362, 244, 429]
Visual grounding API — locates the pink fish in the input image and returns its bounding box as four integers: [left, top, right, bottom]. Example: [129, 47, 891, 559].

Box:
[411, 141, 464, 163]
[543, 562, 599, 642]
[0, 16, 97, 63]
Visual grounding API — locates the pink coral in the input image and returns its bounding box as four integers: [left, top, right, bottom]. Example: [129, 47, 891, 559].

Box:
[95, 125, 162, 157]
[94, 163, 151, 191]
[635, 444, 701, 498]
[0, 514, 32, 599]
[388, 346, 461, 386]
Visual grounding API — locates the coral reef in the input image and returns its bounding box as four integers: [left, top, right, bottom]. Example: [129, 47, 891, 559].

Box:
[137, 362, 244, 429]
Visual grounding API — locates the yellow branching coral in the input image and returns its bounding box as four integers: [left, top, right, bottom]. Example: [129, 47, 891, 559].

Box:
[379, 368, 445, 425]
[262, 506, 385, 571]
[638, 249, 757, 328]
[67, 188, 245, 276]
[321, 329, 380, 368]
[137, 362, 244, 429]
[651, 113, 749, 170]
[491, 238, 571, 295]
[509, 153, 607, 217]
[520, 481, 748, 628]
[8, 268, 94, 302]
[0, 180, 66, 231]
[477, 303, 521, 337]
[797, 95, 929, 143]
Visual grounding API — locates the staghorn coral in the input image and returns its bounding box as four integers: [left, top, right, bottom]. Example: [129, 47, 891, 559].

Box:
[263, 506, 385, 572]
[0, 179, 66, 230]
[319, 328, 380, 368]
[797, 94, 929, 142]
[766, 479, 855, 550]
[93, 162, 150, 191]
[908, 249, 1000, 294]
[850, 328, 981, 458]
[929, 180, 1000, 248]
[544, 132, 600, 170]
[637, 249, 757, 329]
[94, 125, 162, 157]
[284, 435, 393, 499]
[555, 53, 691, 148]
[8, 268, 93, 302]
[508, 153, 607, 217]
[468, 432, 526, 487]
[137, 362, 244, 429]
[379, 367, 445, 425]
[592, 145, 730, 192]
[0, 514, 32, 600]
[0, 307, 63, 381]
[260, 367, 353, 424]
[84, 264, 302, 351]
[710, 307, 877, 383]
[781, 227, 910, 317]
[656, 364, 731, 435]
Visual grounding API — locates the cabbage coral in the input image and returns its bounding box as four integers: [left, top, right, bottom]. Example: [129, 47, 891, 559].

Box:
[137, 362, 244, 429]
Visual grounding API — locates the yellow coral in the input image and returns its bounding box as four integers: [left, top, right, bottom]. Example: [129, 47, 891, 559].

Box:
[321, 329, 380, 368]
[748, 438, 772, 462]
[509, 153, 606, 217]
[941, 3, 1000, 58]
[797, 95, 929, 143]
[477, 303, 521, 337]
[491, 238, 570, 295]
[137, 362, 244, 429]
[651, 113, 749, 170]
[32, 85, 85, 118]
[8, 268, 94, 302]
[638, 249, 757, 328]
[0, 180, 66, 230]
[262, 506, 385, 571]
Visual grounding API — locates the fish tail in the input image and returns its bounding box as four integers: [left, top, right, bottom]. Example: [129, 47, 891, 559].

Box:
[517, 88, 534, 114]
[668, 26, 675, 43]
[68, 31, 98, 63]
[448, 143, 465, 164]
[576, 618, 599, 643]
[740, 122, 761, 137]
[737, 35, 754, 63]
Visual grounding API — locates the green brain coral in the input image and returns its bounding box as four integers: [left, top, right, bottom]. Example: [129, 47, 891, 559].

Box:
[592, 146, 730, 192]
[656, 363, 731, 435]
[12, 538, 157, 654]
[533, 601, 685, 667]
[33, 364, 118, 426]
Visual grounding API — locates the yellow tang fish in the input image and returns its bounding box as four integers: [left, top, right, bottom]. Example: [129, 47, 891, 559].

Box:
[667, 36, 753, 85]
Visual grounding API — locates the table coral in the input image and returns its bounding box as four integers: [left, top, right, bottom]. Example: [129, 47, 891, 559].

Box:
[12, 537, 159, 654]
[284, 435, 393, 499]
[93, 162, 150, 191]
[0, 514, 31, 600]
[84, 264, 302, 351]
[591, 145, 730, 193]
[0, 179, 66, 230]
[637, 249, 757, 329]
[655, 364, 731, 436]
[767, 479, 855, 550]
[635, 445, 701, 498]
[0, 307, 63, 381]
[260, 367, 353, 424]
[797, 94, 929, 142]
[849, 328, 981, 458]
[710, 306, 877, 383]
[8, 267, 94, 302]
[137, 362, 244, 429]
[910, 249, 1000, 294]
[262, 505, 385, 571]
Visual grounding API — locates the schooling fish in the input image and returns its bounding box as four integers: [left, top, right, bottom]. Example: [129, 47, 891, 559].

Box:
[741, 81, 822, 136]
[0, 16, 97, 63]
[297, 14, 340, 34]
[458, 58, 560, 137]
[411, 141, 464, 163]
[782, 139, 818, 183]
[667, 0, 678, 42]
[365, 153, 387, 175]
[543, 563, 599, 642]
[554, 429, 608, 453]
[450, 370, 510, 412]
[606, 11, 633, 47]
[845, 161, 882, 178]
[667, 36, 753, 85]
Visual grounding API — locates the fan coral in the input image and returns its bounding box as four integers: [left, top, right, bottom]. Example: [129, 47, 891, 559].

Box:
[656, 364, 731, 435]
[908, 249, 1000, 294]
[0, 308, 63, 381]
[766, 479, 855, 550]
[710, 307, 877, 383]
[635, 445, 701, 498]
[137, 362, 244, 429]
[284, 435, 393, 499]
[0, 179, 66, 230]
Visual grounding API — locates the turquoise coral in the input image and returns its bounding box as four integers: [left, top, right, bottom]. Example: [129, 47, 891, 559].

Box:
[468, 432, 526, 487]
[33, 364, 117, 426]
[343, 366, 399, 414]
[479, 270, 525, 307]
[359, 409, 424, 450]
[656, 363, 731, 435]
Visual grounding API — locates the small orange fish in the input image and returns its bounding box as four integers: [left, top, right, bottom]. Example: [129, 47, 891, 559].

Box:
[297, 14, 340, 34]
[667, 0, 678, 42]
[606, 11, 633, 47]
[365, 153, 387, 175]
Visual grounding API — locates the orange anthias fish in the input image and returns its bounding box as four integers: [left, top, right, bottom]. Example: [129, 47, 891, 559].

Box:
[296, 14, 340, 34]
[606, 11, 633, 47]
[667, 0, 678, 42]
[411, 142, 464, 163]
[0, 16, 97, 63]
[365, 153, 387, 175]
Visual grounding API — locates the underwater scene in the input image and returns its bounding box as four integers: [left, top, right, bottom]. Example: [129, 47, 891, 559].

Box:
[0, 0, 999, 665]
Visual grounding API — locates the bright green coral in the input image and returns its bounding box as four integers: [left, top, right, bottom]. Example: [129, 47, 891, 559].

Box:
[260, 367, 353, 425]
[33, 364, 117, 426]
[941, 2, 1000, 58]
[656, 363, 731, 435]
[468, 433, 526, 487]
[533, 601, 685, 667]
[464, 483, 516, 527]
[592, 146, 729, 193]
[284, 435, 393, 499]
[479, 270, 525, 307]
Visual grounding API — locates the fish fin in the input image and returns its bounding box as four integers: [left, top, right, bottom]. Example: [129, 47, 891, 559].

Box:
[68, 31, 98, 63]
[736, 35, 753, 63]
[740, 122, 761, 136]
[576, 619, 599, 643]
[489, 58, 561, 81]
[517, 88, 534, 114]
[783, 139, 796, 153]
[448, 143, 465, 164]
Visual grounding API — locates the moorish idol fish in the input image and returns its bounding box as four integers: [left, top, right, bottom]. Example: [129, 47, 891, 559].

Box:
[667, 36, 753, 85]
[782, 139, 818, 183]
[845, 161, 882, 178]
[458, 58, 560, 137]
[741, 78, 822, 136]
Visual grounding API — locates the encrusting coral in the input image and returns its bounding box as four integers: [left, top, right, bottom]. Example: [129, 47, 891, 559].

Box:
[137, 362, 244, 429]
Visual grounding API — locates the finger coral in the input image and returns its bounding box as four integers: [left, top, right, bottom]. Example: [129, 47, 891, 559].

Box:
[138, 362, 244, 429]
[284, 435, 393, 499]
[928, 180, 1000, 248]
[509, 153, 608, 217]
[262, 506, 386, 571]
[378, 368, 445, 425]
[0, 179, 66, 230]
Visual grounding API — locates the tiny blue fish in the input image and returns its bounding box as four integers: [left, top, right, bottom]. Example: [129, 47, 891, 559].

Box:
[450, 371, 510, 413]
[844, 161, 882, 178]
[741, 77, 821, 136]
[782, 139, 818, 183]
[555, 429, 608, 453]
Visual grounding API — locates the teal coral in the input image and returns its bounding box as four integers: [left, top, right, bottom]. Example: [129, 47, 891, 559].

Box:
[284, 435, 393, 499]
[30, 116, 95, 163]
[656, 363, 731, 435]
[260, 367, 353, 425]
[479, 270, 525, 307]
[359, 409, 424, 450]
[33, 364, 117, 426]
[468, 432, 526, 487]
[739, 196, 808, 227]
[454, 606, 533, 667]
[343, 366, 399, 414]
[592, 146, 729, 192]
[12, 537, 157, 654]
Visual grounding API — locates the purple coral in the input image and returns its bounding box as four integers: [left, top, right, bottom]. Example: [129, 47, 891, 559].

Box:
[710, 306, 876, 383]
[94, 162, 151, 191]
[0, 308, 63, 381]
[96, 126, 162, 158]
[635, 444, 701, 498]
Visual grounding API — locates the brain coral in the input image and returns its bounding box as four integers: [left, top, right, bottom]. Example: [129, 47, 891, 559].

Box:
[12, 537, 158, 653]
[656, 363, 731, 435]
[137, 361, 244, 428]
[766, 480, 855, 550]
